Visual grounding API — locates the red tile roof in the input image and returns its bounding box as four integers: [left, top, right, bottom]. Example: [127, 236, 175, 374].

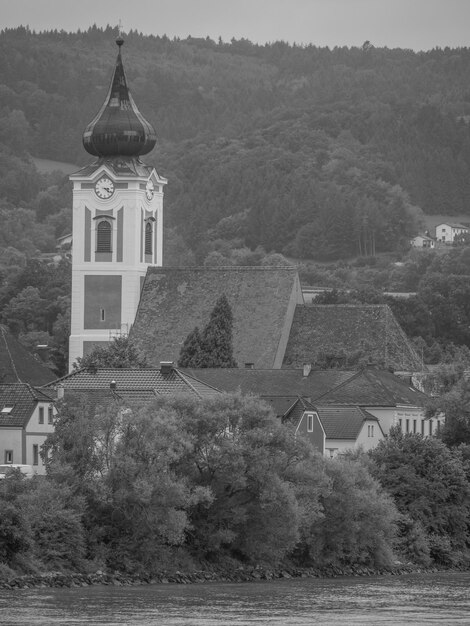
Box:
[43, 366, 219, 399]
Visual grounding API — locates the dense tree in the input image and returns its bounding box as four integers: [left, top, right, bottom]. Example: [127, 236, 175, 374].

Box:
[369, 427, 470, 565]
[178, 294, 237, 368]
[73, 336, 148, 370]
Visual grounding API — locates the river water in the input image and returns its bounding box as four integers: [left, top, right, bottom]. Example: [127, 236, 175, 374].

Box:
[1, 572, 469, 625]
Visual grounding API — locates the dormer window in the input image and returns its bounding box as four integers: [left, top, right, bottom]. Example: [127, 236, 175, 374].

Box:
[96, 220, 112, 252]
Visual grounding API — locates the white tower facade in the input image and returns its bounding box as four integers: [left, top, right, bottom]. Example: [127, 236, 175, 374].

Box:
[68, 36, 166, 370]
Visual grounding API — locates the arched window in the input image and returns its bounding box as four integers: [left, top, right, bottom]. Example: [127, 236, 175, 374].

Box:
[96, 220, 112, 252]
[145, 221, 153, 256]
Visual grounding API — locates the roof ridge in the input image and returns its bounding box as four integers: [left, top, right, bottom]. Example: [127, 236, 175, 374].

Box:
[147, 266, 296, 272]
[0, 326, 21, 383]
[311, 370, 360, 401]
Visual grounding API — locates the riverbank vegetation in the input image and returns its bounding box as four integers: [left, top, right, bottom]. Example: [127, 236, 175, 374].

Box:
[1, 393, 469, 581]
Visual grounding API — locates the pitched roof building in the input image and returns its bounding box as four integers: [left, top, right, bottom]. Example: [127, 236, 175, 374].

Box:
[44, 364, 220, 406]
[0, 383, 55, 473]
[131, 266, 303, 368]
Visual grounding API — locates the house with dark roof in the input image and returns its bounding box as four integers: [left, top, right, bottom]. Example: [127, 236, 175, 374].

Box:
[182, 365, 439, 444]
[314, 367, 442, 437]
[0, 383, 55, 474]
[280, 398, 384, 457]
[0, 326, 56, 386]
[43, 363, 221, 407]
[130, 266, 303, 369]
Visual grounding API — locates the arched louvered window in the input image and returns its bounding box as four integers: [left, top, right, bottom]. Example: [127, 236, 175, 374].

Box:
[96, 220, 112, 252]
[145, 221, 153, 256]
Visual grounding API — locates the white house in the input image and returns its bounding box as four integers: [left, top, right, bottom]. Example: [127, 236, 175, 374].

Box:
[435, 222, 469, 243]
[410, 234, 435, 249]
[0, 383, 56, 475]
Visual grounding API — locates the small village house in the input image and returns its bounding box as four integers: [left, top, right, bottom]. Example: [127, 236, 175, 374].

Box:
[435, 222, 469, 243]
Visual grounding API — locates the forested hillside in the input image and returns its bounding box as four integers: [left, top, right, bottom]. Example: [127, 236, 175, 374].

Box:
[3, 26, 470, 373]
[2, 26, 470, 261]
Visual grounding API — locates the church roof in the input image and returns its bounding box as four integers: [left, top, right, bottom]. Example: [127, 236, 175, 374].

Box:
[283, 304, 422, 371]
[0, 326, 56, 386]
[82, 36, 156, 158]
[131, 267, 302, 368]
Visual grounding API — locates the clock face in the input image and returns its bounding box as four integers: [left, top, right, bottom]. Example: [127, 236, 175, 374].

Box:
[95, 176, 115, 199]
[145, 180, 154, 200]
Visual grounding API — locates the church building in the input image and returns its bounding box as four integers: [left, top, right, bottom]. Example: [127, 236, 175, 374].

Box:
[68, 36, 166, 369]
[68, 37, 423, 375]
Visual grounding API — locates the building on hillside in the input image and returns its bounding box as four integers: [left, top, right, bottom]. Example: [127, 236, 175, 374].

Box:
[68, 35, 167, 370]
[283, 305, 422, 372]
[0, 383, 55, 474]
[410, 234, 435, 249]
[0, 325, 56, 386]
[131, 266, 303, 369]
[435, 222, 469, 243]
[280, 398, 384, 457]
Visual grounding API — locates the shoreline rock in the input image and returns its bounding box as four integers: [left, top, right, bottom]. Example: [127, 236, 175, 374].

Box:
[1, 562, 468, 591]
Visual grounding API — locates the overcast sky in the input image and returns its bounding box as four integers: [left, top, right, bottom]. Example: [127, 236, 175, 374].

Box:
[1, 0, 469, 51]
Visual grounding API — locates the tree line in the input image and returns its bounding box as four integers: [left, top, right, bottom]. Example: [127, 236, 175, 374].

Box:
[1, 393, 469, 579]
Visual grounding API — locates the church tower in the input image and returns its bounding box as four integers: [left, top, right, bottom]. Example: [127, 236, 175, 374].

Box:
[68, 36, 167, 370]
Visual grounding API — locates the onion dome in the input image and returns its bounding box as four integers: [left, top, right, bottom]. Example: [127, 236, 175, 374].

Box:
[82, 36, 156, 158]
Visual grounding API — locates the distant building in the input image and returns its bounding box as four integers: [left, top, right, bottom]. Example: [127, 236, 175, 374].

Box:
[410, 234, 435, 249]
[435, 222, 469, 243]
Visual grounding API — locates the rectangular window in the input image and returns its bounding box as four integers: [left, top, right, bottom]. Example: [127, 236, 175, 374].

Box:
[4, 450, 13, 464]
[1, 405, 13, 414]
[398, 418, 402, 430]
[307, 413, 314, 432]
[437, 420, 440, 433]
[406, 419, 410, 433]
[421, 420, 425, 435]
[48, 407, 53, 424]
[429, 420, 433, 435]
[100, 308, 106, 322]
[39, 407, 44, 424]
[413, 419, 417, 434]
[32, 444, 39, 466]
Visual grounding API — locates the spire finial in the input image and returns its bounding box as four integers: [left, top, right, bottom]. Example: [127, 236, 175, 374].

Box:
[116, 20, 124, 47]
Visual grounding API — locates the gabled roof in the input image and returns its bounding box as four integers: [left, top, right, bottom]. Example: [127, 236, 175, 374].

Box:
[314, 368, 428, 407]
[314, 405, 381, 440]
[43, 366, 220, 399]
[283, 304, 422, 372]
[436, 222, 469, 229]
[0, 383, 52, 427]
[181, 367, 354, 400]
[0, 326, 56, 386]
[130, 266, 302, 369]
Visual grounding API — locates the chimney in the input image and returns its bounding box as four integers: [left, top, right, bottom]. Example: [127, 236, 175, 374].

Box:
[244, 363, 254, 369]
[160, 361, 174, 375]
[110, 380, 117, 390]
[303, 363, 312, 377]
[57, 384, 64, 400]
